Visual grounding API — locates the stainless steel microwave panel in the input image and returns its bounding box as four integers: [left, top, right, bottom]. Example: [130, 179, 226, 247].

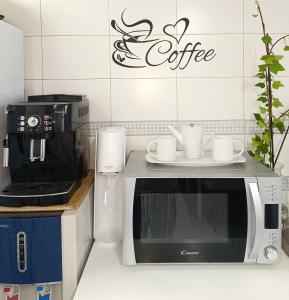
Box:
[123, 151, 282, 265]
[124, 151, 279, 179]
[243, 177, 282, 264]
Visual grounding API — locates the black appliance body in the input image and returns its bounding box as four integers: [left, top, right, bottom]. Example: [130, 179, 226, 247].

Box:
[0, 97, 89, 207]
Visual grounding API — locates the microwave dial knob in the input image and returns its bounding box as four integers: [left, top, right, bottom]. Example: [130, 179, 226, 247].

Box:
[264, 246, 278, 261]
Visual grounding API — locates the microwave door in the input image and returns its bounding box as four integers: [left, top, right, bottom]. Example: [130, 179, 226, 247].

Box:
[130, 178, 248, 264]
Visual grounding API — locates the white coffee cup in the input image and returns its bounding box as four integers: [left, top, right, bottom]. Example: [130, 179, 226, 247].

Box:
[147, 135, 176, 161]
[212, 135, 244, 162]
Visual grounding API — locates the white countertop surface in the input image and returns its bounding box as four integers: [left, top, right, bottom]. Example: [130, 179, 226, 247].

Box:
[74, 242, 289, 300]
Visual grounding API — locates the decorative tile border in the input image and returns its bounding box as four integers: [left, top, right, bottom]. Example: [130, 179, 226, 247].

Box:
[82, 119, 289, 136]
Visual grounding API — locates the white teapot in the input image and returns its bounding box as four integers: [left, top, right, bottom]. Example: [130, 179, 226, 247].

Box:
[168, 124, 205, 159]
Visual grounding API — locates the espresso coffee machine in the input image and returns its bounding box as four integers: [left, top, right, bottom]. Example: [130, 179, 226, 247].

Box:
[0, 95, 89, 207]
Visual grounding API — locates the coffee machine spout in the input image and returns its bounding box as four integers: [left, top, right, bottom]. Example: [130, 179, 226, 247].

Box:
[30, 139, 35, 162]
[40, 139, 46, 162]
[29, 139, 46, 162]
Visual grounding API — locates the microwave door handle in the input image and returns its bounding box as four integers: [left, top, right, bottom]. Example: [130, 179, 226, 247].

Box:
[248, 182, 264, 259]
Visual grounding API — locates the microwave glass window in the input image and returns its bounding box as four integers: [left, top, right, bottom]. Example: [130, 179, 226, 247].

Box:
[138, 193, 229, 244]
[133, 178, 247, 263]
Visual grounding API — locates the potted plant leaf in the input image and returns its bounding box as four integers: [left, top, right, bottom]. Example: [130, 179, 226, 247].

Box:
[248, 1, 289, 171]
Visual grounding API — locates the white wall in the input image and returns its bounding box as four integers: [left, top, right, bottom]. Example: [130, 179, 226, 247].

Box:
[1, 0, 289, 174]
[0, 21, 24, 186]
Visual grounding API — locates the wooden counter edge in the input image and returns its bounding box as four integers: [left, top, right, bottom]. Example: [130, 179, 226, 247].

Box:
[0, 170, 94, 213]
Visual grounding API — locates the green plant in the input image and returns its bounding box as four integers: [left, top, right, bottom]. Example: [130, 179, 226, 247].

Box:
[248, 1, 289, 170]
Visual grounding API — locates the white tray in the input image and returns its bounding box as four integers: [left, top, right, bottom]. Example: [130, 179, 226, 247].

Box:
[145, 151, 247, 167]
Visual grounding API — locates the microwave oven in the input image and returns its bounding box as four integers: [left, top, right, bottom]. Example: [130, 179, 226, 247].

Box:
[123, 151, 282, 265]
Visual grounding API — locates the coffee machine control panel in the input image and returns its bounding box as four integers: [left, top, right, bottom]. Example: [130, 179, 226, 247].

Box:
[5, 103, 80, 133]
[18, 114, 53, 133]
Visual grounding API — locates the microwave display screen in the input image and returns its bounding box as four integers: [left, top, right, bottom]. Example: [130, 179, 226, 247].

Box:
[133, 178, 247, 263]
[265, 204, 279, 229]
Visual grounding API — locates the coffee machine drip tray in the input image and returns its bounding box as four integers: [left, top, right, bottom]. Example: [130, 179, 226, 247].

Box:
[0, 182, 77, 207]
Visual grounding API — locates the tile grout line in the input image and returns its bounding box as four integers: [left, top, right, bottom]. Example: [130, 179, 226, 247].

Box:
[24, 75, 289, 81]
[39, 0, 44, 95]
[107, 0, 113, 125]
[242, 0, 246, 145]
[24, 32, 289, 38]
[25, 75, 289, 79]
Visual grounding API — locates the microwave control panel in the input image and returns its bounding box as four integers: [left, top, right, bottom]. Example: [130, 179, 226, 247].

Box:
[257, 177, 282, 264]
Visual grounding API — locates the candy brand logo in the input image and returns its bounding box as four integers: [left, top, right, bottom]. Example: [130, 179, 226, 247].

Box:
[180, 250, 200, 256]
[111, 10, 216, 70]
[0, 225, 9, 229]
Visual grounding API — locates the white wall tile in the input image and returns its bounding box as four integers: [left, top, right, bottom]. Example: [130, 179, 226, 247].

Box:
[24, 37, 42, 79]
[110, 34, 177, 78]
[244, 76, 289, 120]
[177, 34, 243, 77]
[42, 36, 110, 79]
[243, 76, 259, 120]
[126, 135, 158, 152]
[43, 79, 111, 122]
[0, 79, 24, 104]
[41, 0, 109, 35]
[24, 79, 42, 100]
[178, 78, 244, 120]
[1, 0, 41, 36]
[111, 78, 177, 121]
[109, 0, 176, 35]
[177, 0, 243, 34]
[244, 0, 289, 34]
[244, 34, 289, 77]
[0, 24, 24, 81]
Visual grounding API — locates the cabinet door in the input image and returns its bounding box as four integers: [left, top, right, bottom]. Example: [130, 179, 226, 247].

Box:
[0, 216, 62, 284]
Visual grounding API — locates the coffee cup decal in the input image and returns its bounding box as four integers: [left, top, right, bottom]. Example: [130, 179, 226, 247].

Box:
[111, 9, 158, 68]
[111, 10, 216, 70]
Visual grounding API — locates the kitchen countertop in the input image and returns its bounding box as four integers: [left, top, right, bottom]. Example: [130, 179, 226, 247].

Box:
[0, 170, 94, 212]
[74, 242, 289, 300]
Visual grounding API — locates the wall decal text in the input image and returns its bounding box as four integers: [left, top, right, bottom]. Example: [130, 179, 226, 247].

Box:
[111, 10, 216, 70]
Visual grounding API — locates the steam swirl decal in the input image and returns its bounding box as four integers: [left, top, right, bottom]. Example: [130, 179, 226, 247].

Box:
[111, 10, 216, 70]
